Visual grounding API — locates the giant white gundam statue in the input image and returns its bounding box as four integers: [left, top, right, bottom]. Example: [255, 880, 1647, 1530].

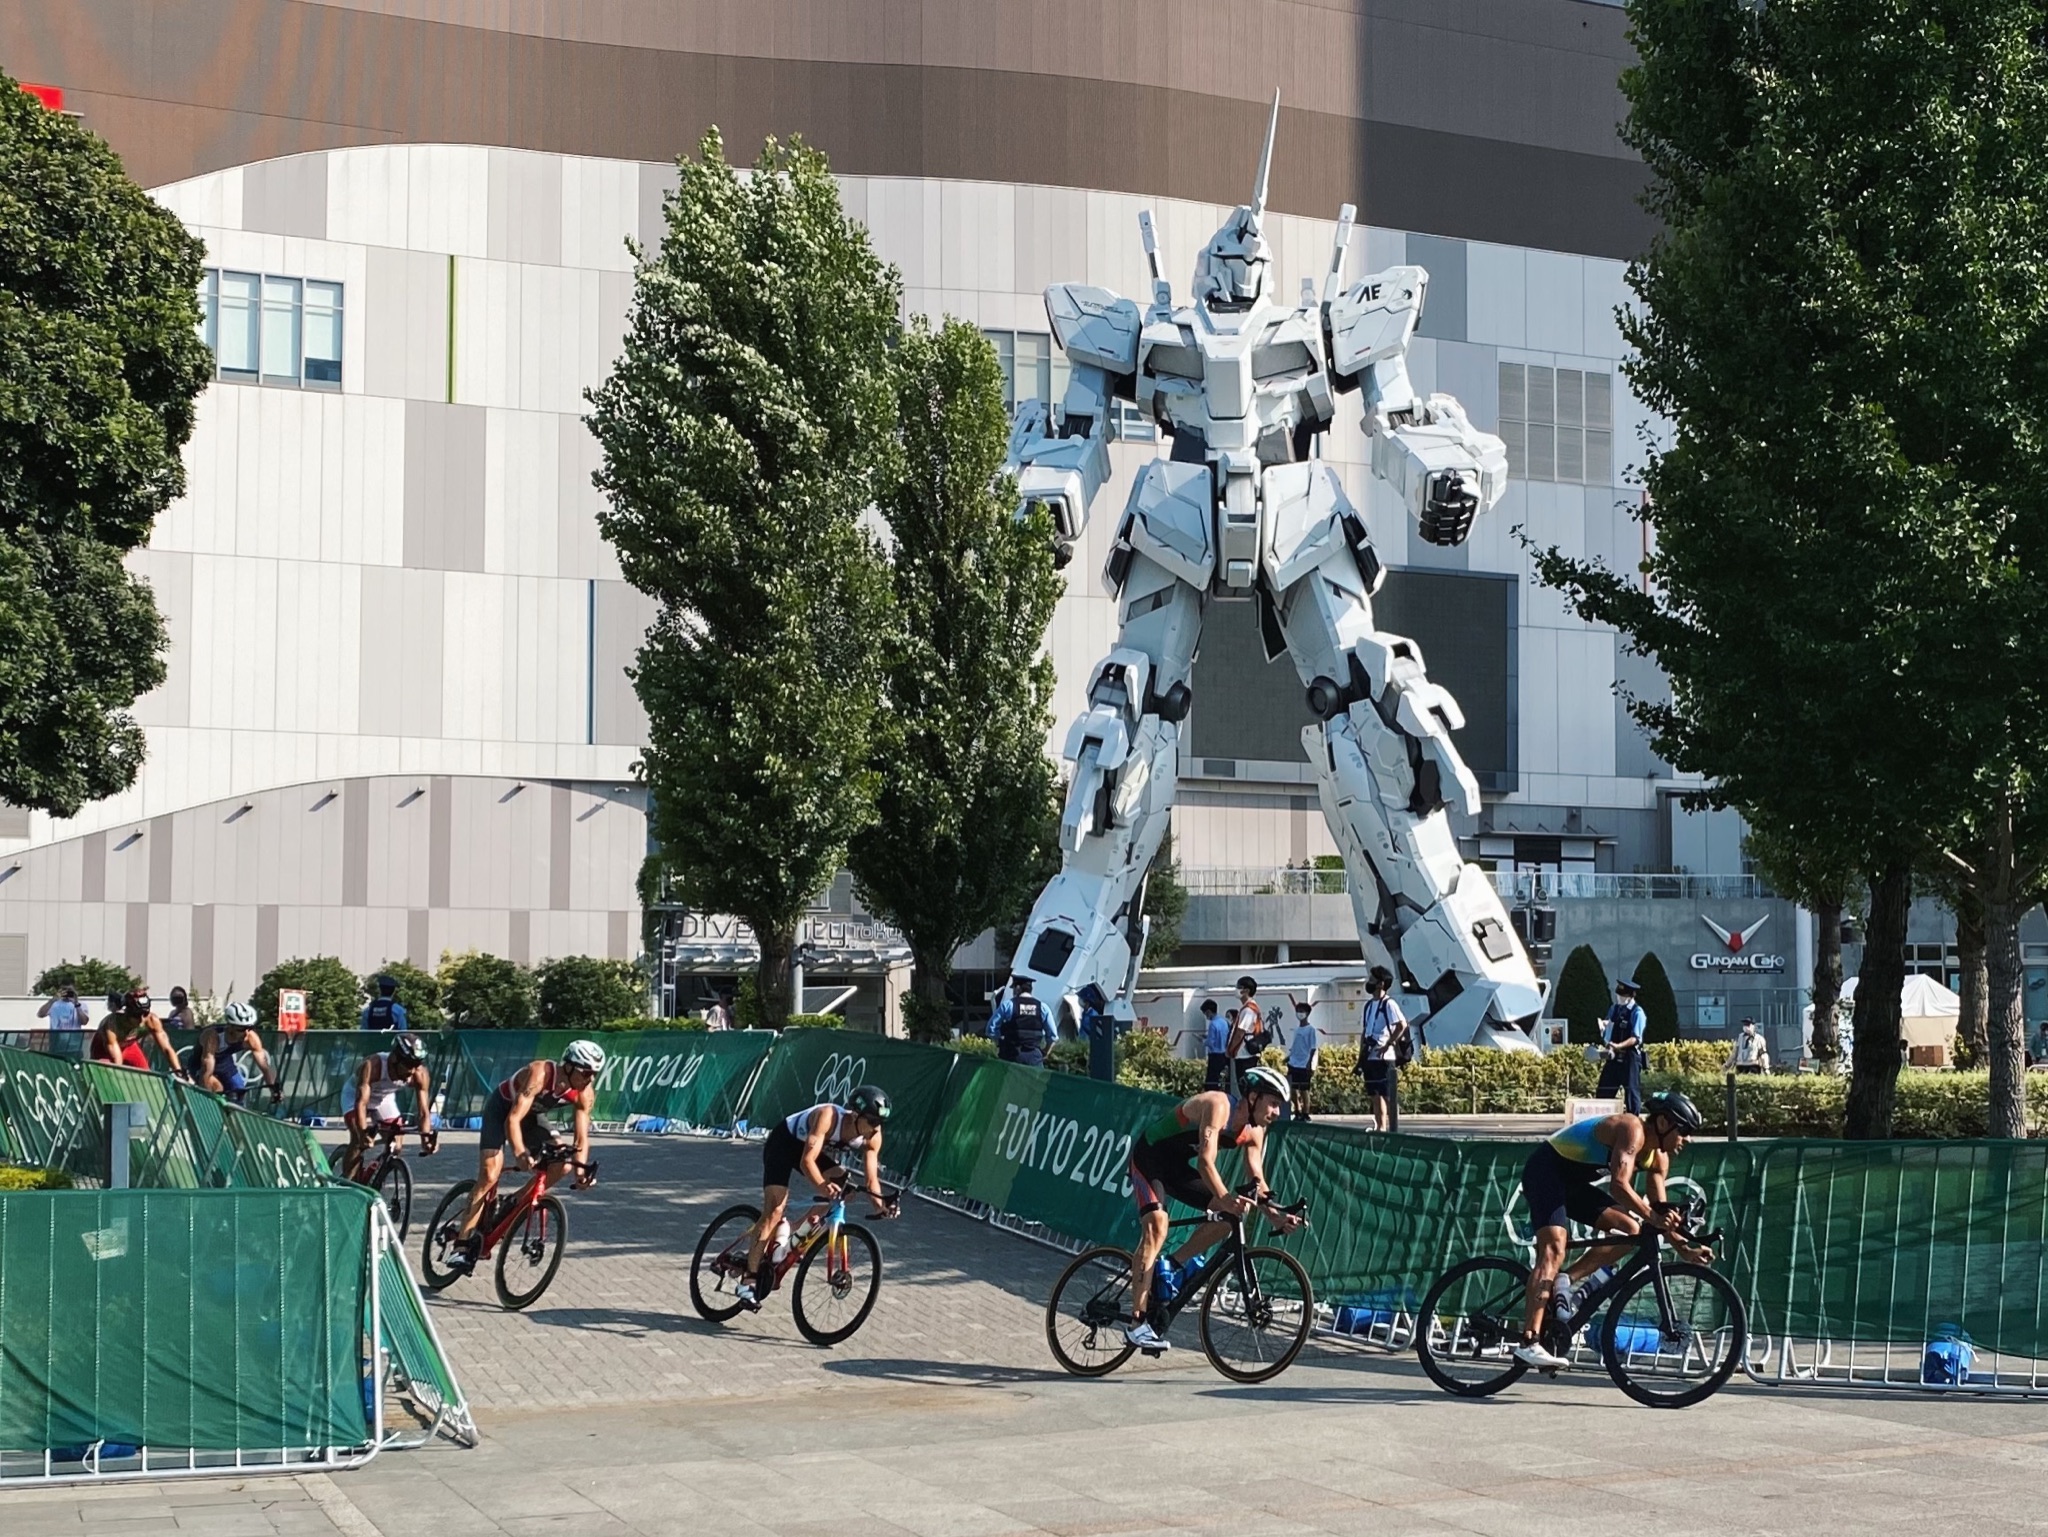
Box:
[1005, 94, 1543, 1048]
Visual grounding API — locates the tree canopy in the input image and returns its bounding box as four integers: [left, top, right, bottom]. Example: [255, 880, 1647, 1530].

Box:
[848, 319, 1063, 1039]
[588, 131, 900, 1028]
[0, 71, 214, 815]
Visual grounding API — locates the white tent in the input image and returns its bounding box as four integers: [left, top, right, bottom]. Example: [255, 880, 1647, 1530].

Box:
[1818, 974, 1961, 1065]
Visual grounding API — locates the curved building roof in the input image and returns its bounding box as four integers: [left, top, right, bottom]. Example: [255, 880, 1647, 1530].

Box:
[1, 0, 1651, 258]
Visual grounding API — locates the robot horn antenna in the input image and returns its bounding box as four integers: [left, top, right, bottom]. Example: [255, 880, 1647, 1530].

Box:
[1250, 89, 1280, 222]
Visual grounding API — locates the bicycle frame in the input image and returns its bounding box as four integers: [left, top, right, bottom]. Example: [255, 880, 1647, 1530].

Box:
[472, 1151, 587, 1260]
[1544, 1218, 1722, 1349]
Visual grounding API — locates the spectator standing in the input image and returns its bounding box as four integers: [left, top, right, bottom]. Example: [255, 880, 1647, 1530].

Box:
[2030, 1020, 2048, 1067]
[1286, 1000, 1321, 1122]
[995, 974, 1048, 1066]
[1730, 1018, 1769, 1075]
[360, 973, 409, 1033]
[705, 989, 735, 1031]
[1228, 974, 1265, 1095]
[1359, 965, 1408, 1131]
[164, 985, 197, 1032]
[1200, 999, 1230, 1090]
[1597, 978, 1646, 1111]
[36, 984, 84, 1031]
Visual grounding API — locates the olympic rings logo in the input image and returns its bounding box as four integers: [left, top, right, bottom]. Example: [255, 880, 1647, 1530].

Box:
[813, 1052, 869, 1106]
[17, 1070, 83, 1137]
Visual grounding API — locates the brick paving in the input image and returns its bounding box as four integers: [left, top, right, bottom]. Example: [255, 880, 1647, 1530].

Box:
[8, 1133, 2048, 1536]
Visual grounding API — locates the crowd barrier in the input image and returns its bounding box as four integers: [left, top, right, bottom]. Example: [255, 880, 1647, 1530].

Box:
[0, 1185, 472, 1484]
[7, 1026, 2046, 1397]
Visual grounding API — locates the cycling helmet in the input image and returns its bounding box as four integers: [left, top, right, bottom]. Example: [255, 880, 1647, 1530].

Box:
[1240, 1065, 1290, 1102]
[224, 1001, 258, 1028]
[1646, 1090, 1702, 1134]
[123, 988, 152, 1018]
[388, 1032, 425, 1068]
[846, 1084, 892, 1122]
[562, 1039, 606, 1073]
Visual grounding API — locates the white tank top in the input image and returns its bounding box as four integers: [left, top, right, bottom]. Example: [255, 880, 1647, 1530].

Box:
[784, 1103, 868, 1153]
[343, 1051, 406, 1116]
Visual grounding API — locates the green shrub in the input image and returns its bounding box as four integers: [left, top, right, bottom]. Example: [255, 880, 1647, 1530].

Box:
[253, 956, 361, 1031]
[32, 957, 140, 998]
[785, 1014, 845, 1030]
[363, 959, 443, 1031]
[0, 1166, 72, 1190]
[901, 991, 954, 1045]
[952, 1033, 997, 1057]
[1647, 1040, 1734, 1076]
[597, 1015, 706, 1032]
[1047, 1039, 1090, 1075]
[1635, 952, 1681, 1042]
[536, 955, 648, 1030]
[1550, 944, 1610, 1045]
[439, 951, 536, 1030]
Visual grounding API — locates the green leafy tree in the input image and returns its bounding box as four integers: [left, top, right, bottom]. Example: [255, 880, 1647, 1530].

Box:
[31, 957, 140, 999]
[848, 319, 1063, 1040]
[588, 129, 899, 1029]
[363, 959, 443, 1032]
[1633, 952, 1680, 1043]
[0, 71, 215, 815]
[1141, 834, 1191, 968]
[252, 956, 360, 1032]
[536, 955, 648, 1030]
[438, 951, 536, 1031]
[1550, 944, 1610, 1046]
[1534, 0, 2048, 1134]
[1745, 821, 1856, 1066]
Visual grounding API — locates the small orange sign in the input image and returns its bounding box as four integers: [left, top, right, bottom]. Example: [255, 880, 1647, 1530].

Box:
[278, 988, 308, 1034]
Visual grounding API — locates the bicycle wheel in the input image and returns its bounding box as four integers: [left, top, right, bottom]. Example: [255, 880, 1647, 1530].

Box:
[792, 1222, 882, 1346]
[690, 1203, 761, 1323]
[1414, 1256, 1533, 1397]
[1045, 1246, 1140, 1377]
[420, 1181, 477, 1291]
[1198, 1247, 1314, 1383]
[1601, 1261, 1746, 1409]
[495, 1194, 568, 1310]
[373, 1157, 413, 1241]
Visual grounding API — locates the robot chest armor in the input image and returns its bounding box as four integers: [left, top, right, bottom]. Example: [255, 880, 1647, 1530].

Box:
[1139, 308, 1325, 441]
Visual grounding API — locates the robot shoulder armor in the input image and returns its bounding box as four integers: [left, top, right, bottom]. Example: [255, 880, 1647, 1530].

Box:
[1326, 264, 1427, 378]
[1046, 283, 1142, 375]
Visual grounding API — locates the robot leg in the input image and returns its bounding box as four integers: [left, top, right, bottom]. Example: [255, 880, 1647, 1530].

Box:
[1013, 548, 1203, 1021]
[1273, 534, 1542, 1047]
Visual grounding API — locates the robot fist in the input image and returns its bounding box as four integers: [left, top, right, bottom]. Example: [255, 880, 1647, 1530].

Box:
[1418, 471, 1480, 548]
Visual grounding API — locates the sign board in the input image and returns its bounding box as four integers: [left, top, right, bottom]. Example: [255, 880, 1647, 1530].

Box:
[1689, 951, 1787, 973]
[277, 989, 308, 1034]
[1564, 1096, 1621, 1126]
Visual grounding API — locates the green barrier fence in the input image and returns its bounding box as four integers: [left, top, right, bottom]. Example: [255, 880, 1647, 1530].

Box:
[915, 1057, 1175, 1251]
[0, 1187, 371, 1458]
[219, 1103, 332, 1189]
[0, 1046, 102, 1182]
[740, 1028, 960, 1178]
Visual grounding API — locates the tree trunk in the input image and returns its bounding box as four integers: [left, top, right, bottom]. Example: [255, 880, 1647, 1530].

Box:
[1845, 861, 1911, 1139]
[1982, 803, 2029, 1138]
[755, 923, 795, 1030]
[1809, 898, 1844, 1067]
[904, 952, 954, 1044]
[1954, 889, 1988, 1068]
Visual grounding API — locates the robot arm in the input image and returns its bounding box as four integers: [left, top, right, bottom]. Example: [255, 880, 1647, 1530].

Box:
[1004, 283, 1141, 563]
[1326, 266, 1508, 548]
[1006, 366, 1114, 567]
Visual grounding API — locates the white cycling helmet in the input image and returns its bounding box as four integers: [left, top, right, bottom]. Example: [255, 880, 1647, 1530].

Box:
[224, 1001, 258, 1028]
[1240, 1065, 1290, 1103]
[562, 1039, 606, 1073]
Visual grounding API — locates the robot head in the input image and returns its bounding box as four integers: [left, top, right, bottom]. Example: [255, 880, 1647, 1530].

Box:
[1193, 91, 1280, 313]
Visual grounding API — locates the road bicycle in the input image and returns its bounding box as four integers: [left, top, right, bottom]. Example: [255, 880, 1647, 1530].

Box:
[326, 1116, 433, 1240]
[690, 1176, 900, 1346]
[1414, 1193, 1746, 1409]
[1044, 1191, 1314, 1383]
[419, 1142, 598, 1310]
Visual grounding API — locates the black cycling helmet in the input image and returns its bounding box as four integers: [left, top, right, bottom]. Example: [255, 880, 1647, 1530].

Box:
[1646, 1090, 1702, 1134]
[388, 1032, 425, 1068]
[846, 1084, 891, 1123]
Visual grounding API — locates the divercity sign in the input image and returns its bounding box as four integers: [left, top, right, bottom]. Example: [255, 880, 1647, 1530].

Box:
[1691, 913, 1785, 973]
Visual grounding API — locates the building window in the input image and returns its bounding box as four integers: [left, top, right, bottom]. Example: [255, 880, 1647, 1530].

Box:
[1499, 362, 1612, 484]
[981, 328, 1069, 412]
[199, 268, 342, 390]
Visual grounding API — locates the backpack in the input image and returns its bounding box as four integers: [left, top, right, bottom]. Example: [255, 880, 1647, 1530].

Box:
[1393, 1019, 1415, 1067]
[365, 996, 397, 1030]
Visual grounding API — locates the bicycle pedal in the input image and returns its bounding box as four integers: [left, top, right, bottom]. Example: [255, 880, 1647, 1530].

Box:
[1140, 1347, 1166, 1358]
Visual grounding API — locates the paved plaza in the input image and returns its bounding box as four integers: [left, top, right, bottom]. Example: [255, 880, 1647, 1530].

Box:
[4, 1136, 2045, 1536]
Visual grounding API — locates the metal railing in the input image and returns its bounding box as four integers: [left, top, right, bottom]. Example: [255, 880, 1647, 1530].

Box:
[1179, 867, 1775, 902]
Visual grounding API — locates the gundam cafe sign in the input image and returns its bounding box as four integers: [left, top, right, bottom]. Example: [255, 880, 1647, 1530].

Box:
[1689, 914, 1787, 974]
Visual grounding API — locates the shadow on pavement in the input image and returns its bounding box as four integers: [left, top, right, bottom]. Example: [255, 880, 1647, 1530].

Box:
[820, 1356, 1074, 1387]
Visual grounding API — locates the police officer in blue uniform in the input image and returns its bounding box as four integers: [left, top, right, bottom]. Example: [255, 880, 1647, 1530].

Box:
[997, 975, 1049, 1067]
[1597, 977, 1646, 1112]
